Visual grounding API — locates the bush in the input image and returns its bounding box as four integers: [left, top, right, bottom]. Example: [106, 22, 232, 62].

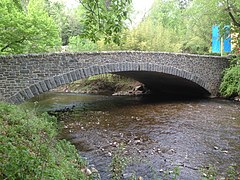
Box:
[0, 102, 89, 179]
[68, 36, 98, 52]
[220, 64, 240, 97]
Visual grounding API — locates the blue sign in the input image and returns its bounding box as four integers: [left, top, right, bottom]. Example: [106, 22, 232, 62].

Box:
[212, 26, 221, 53]
[212, 25, 232, 53]
[223, 25, 231, 52]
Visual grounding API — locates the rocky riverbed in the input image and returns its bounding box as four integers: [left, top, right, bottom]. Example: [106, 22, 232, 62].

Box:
[27, 93, 240, 179]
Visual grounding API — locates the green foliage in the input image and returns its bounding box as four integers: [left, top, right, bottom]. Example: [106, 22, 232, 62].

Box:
[201, 165, 218, 180]
[50, 0, 239, 53]
[110, 144, 128, 180]
[68, 18, 182, 52]
[201, 164, 240, 180]
[122, 20, 182, 52]
[1, 0, 238, 54]
[46, 1, 84, 46]
[0, 0, 61, 55]
[80, 0, 132, 45]
[162, 166, 180, 180]
[0, 102, 88, 179]
[68, 36, 98, 52]
[131, 0, 239, 54]
[121, 0, 239, 54]
[185, 0, 239, 54]
[181, 36, 210, 54]
[220, 63, 240, 97]
[226, 165, 239, 180]
[149, 0, 186, 33]
[171, 166, 180, 180]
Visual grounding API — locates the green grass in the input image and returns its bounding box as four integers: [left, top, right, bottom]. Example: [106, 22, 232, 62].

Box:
[110, 144, 129, 180]
[0, 102, 90, 179]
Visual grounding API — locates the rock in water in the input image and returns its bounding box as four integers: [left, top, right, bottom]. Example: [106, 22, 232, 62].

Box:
[81, 168, 92, 176]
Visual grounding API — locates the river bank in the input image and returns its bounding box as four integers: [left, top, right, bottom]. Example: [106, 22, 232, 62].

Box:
[52, 74, 150, 97]
[0, 102, 96, 179]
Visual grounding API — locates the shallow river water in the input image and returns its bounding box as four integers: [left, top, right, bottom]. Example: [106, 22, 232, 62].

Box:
[27, 92, 240, 179]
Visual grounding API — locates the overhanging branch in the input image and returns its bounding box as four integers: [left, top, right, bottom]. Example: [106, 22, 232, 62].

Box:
[226, 0, 240, 27]
[1, 37, 26, 52]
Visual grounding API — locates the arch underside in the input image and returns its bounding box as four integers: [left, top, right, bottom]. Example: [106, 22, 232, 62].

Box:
[114, 71, 210, 97]
[9, 63, 211, 103]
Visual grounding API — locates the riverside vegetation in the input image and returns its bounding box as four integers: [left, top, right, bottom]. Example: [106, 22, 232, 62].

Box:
[220, 55, 240, 100]
[0, 102, 93, 179]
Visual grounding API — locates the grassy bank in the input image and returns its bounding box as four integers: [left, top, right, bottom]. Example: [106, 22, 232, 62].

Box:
[0, 102, 90, 179]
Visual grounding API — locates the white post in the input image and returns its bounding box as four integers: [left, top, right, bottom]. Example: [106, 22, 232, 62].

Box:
[220, 37, 223, 56]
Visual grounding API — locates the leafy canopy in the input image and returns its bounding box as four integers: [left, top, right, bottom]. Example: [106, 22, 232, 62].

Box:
[79, 0, 132, 45]
[0, 0, 61, 55]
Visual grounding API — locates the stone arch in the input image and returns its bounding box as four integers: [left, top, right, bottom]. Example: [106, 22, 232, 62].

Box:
[8, 62, 211, 103]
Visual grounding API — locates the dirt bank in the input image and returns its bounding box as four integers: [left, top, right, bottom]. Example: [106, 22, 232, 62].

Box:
[52, 75, 150, 96]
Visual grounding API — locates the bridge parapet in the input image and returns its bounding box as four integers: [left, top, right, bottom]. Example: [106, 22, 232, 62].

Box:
[0, 51, 229, 103]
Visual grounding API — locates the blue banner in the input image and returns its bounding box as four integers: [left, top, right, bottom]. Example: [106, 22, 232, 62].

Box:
[212, 26, 221, 53]
[223, 25, 231, 52]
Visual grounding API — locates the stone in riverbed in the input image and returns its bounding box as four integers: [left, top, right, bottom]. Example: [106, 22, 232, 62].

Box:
[134, 85, 144, 91]
[81, 168, 92, 176]
[91, 167, 98, 173]
[234, 96, 240, 101]
[123, 173, 134, 179]
[112, 85, 150, 96]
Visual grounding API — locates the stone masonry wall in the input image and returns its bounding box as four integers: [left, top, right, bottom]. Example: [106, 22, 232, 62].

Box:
[0, 51, 229, 103]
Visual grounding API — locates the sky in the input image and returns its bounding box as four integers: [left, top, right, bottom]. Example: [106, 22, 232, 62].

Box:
[51, 0, 154, 27]
[131, 0, 155, 26]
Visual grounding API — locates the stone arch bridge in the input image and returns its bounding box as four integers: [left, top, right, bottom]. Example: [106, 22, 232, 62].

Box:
[0, 51, 229, 104]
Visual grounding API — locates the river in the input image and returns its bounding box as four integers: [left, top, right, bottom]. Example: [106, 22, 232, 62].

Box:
[26, 92, 240, 179]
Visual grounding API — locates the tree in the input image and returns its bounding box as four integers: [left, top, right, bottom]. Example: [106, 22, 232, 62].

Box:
[146, 0, 239, 54]
[45, 0, 133, 47]
[79, 0, 132, 45]
[120, 20, 182, 52]
[192, 0, 240, 96]
[224, 0, 240, 28]
[137, 0, 188, 52]
[46, 1, 84, 46]
[0, 0, 61, 55]
[148, 0, 186, 33]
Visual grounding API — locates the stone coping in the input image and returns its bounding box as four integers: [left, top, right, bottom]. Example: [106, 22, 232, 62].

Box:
[0, 51, 230, 60]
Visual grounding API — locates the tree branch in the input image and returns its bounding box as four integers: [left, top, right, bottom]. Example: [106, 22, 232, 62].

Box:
[79, 0, 97, 16]
[95, 0, 102, 30]
[226, 0, 240, 27]
[228, 11, 240, 27]
[1, 37, 26, 52]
